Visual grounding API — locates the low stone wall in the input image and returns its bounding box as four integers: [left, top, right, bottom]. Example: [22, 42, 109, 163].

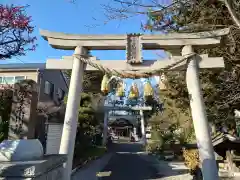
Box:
[0, 155, 67, 180]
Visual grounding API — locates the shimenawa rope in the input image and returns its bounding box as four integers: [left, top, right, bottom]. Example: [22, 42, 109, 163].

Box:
[73, 53, 196, 79]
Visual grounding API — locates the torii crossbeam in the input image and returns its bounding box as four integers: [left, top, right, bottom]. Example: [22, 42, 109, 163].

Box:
[40, 28, 229, 180]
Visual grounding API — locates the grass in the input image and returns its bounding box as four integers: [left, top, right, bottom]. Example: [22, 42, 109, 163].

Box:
[73, 146, 107, 169]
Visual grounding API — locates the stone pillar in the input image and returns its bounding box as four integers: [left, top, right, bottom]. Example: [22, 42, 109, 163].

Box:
[103, 111, 108, 145]
[59, 46, 86, 180]
[140, 110, 146, 146]
[8, 80, 38, 140]
[183, 45, 219, 180]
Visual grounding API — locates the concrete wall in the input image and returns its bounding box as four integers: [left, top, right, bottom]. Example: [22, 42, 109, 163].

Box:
[38, 70, 68, 103]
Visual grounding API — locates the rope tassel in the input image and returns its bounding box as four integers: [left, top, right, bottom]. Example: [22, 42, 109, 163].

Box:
[101, 74, 110, 95]
[144, 80, 154, 97]
[128, 83, 139, 99]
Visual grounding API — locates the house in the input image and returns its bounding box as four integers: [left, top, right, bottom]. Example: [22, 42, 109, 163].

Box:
[0, 63, 68, 104]
[0, 63, 69, 153]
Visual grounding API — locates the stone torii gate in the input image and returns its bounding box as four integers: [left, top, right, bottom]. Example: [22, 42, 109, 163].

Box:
[40, 28, 229, 180]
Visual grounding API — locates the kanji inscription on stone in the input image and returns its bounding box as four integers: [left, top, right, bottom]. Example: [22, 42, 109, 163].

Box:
[126, 34, 142, 64]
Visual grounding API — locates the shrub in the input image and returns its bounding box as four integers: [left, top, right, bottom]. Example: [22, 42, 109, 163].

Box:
[146, 142, 163, 154]
[182, 148, 201, 175]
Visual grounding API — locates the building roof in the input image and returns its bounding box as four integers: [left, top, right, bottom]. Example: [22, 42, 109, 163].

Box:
[0, 63, 46, 70]
[0, 63, 69, 88]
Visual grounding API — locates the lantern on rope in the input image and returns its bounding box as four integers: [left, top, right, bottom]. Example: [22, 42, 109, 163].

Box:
[101, 74, 110, 95]
[159, 73, 168, 90]
[143, 80, 154, 98]
[116, 81, 125, 98]
[128, 83, 139, 99]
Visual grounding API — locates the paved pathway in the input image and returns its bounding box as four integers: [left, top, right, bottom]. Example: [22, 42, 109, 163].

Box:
[99, 142, 163, 180]
[72, 140, 192, 180]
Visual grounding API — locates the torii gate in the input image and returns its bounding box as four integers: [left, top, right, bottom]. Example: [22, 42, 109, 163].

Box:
[102, 105, 152, 146]
[40, 28, 229, 180]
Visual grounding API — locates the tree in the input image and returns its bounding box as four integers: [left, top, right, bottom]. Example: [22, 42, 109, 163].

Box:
[0, 4, 36, 60]
[64, 70, 103, 92]
[63, 92, 103, 161]
[148, 0, 240, 128]
[101, 0, 240, 130]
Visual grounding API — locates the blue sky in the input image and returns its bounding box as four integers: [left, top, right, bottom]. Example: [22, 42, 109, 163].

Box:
[1, 0, 168, 96]
[1, 0, 166, 64]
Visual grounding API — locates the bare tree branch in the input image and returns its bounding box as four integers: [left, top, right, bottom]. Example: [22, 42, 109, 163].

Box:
[223, 0, 240, 28]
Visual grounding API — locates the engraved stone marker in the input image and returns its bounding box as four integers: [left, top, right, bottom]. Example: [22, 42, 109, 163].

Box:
[8, 80, 38, 140]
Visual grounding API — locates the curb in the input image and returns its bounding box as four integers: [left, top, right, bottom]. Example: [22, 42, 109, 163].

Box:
[71, 152, 107, 175]
[71, 152, 113, 180]
[72, 159, 89, 174]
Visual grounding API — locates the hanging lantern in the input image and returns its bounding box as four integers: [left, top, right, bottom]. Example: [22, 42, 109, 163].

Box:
[128, 83, 139, 99]
[101, 74, 110, 95]
[144, 80, 153, 97]
[159, 73, 168, 90]
[116, 81, 125, 97]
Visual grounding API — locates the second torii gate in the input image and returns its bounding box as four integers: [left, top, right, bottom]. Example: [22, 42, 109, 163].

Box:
[102, 105, 152, 146]
[40, 28, 229, 180]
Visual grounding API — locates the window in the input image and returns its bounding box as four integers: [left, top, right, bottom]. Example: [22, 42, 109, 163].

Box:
[44, 81, 54, 98]
[15, 76, 25, 83]
[3, 77, 14, 84]
[0, 76, 26, 84]
[57, 88, 65, 100]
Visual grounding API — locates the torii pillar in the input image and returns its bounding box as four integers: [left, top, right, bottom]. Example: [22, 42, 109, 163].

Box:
[183, 45, 219, 180]
[58, 46, 86, 180]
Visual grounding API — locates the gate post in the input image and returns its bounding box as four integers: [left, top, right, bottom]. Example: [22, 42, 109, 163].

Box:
[182, 45, 219, 180]
[140, 110, 146, 146]
[59, 46, 86, 180]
